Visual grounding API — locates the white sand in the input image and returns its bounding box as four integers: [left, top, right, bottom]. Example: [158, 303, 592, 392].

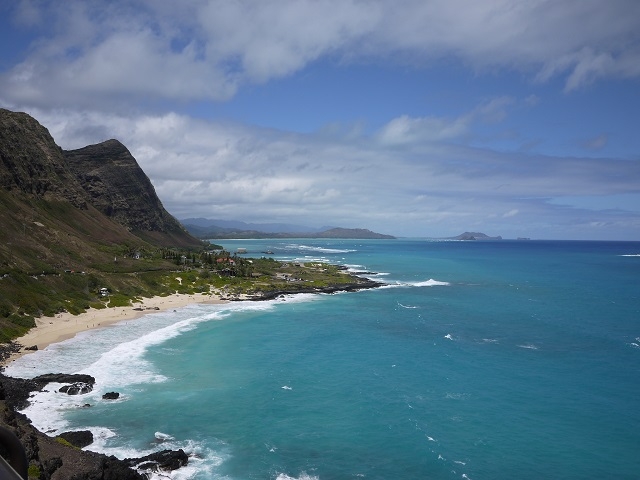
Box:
[2, 293, 227, 366]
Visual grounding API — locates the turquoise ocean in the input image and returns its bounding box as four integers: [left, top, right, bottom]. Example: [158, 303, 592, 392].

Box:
[5, 239, 640, 479]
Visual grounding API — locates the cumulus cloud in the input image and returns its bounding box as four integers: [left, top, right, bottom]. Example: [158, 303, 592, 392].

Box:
[2, 0, 640, 107]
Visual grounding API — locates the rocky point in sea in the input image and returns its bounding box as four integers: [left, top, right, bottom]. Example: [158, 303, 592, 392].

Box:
[0, 369, 189, 479]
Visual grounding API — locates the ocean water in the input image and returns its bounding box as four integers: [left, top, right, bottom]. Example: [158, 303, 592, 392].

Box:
[5, 239, 640, 480]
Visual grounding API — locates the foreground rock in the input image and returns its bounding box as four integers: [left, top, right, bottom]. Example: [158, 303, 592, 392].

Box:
[59, 382, 93, 395]
[249, 279, 383, 301]
[0, 373, 189, 479]
[125, 449, 189, 472]
[57, 430, 94, 449]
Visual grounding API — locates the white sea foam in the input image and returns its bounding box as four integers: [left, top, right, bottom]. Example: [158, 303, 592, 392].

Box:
[155, 431, 175, 442]
[444, 334, 453, 340]
[517, 343, 539, 350]
[380, 278, 450, 289]
[398, 303, 418, 309]
[145, 438, 226, 480]
[288, 243, 356, 254]
[620, 254, 640, 257]
[414, 279, 450, 287]
[445, 392, 470, 400]
[276, 473, 319, 480]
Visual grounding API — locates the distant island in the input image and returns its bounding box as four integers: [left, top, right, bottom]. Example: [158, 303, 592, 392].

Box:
[446, 232, 503, 241]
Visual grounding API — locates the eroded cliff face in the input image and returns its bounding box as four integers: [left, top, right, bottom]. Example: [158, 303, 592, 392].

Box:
[0, 108, 200, 249]
[0, 109, 87, 208]
[64, 139, 191, 239]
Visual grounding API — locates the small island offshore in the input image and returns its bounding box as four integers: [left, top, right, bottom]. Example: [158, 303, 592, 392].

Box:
[0, 109, 384, 479]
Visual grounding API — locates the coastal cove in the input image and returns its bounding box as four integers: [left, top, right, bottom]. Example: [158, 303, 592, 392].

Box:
[3, 238, 640, 479]
[1, 292, 228, 365]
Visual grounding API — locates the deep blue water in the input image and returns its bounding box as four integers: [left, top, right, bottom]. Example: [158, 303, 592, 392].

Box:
[6, 239, 640, 479]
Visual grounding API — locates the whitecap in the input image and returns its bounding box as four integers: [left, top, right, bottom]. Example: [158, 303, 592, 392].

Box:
[276, 473, 319, 480]
[155, 431, 175, 442]
[444, 334, 453, 340]
[412, 279, 450, 287]
[445, 392, 469, 400]
[292, 244, 356, 254]
[398, 303, 418, 309]
[281, 385, 293, 390]
[380, 278, 450, 289]
[517, 343, 538, 350]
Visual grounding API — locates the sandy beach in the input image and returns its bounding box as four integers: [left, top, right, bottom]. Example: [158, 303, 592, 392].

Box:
[2, 292, 227, 366]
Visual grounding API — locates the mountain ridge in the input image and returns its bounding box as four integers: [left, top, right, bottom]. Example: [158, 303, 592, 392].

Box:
[181, 220, 396, 239]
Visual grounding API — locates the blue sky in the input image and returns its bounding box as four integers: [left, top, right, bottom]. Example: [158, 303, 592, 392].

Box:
[1, 0, 639, 239]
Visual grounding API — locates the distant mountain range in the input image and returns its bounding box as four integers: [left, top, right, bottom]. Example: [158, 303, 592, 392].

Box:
[181, 218, 396, 239]
[181, 218, 335, 234]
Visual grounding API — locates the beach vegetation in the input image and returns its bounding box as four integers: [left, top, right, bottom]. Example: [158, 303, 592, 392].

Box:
[27, 464, 41, 478]
[54, 436, 79, 449]
[0, 242, 372, 342]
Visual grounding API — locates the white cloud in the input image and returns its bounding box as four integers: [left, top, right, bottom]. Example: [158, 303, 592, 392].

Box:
[16, 104, 639, 239]
[2, 0, 640, 107]
[377, 96, 514, 146]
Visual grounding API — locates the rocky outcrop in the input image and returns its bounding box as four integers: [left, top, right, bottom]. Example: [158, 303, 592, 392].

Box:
[250, 279, 383, 301]
[57, 430, 94, 449]
[0, 373, 190, 479]
[34, 374, 95, 385]
[125, 449, 189, 472]
[59, 383, 93, 395]
[0, 109, 88, 208]
[0, 373, 96, 410]
[102, 392, 119, 400]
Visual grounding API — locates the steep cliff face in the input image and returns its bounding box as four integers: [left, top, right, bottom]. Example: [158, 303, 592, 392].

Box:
[0, 108, 200, 252]
[0, 109, 87, 208]
[64, 139, 196, 245]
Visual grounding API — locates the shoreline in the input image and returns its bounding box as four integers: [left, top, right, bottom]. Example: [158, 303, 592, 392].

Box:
[1, 278, 383, 367]
[1, 292, 228, 366]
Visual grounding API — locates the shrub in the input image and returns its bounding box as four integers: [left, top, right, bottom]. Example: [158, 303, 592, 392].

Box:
[28, 464, 41, 478]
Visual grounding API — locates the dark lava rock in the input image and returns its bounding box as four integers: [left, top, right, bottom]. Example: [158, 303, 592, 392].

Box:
[125, 449, 189, 472]
[59, 382, 93, 395]
[102, 392, 120, 400]
[69, 456, 147, 480]
[34, 373, 95, 385]
[58, 430, 94, 448]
